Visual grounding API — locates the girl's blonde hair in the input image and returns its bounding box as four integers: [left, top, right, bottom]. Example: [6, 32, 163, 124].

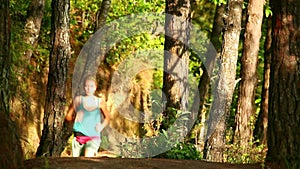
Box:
[83, 75, 102, 97]
[83, 75, 97, 85]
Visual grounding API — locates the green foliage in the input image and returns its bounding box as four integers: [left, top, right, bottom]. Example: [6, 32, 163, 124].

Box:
[209, 0, 227, 5]
[108, 0, 165, 21]
[264, 1, 272, 17]
[100, 135, 110, 151]
[34, 0, 52, 73]
[9, 0, 31, 97]
[70, 0, 166, 70]
[225, 140, 267, 164]
[9, 0, 51, 74]
[158, 142, 202, 160]
[10, 0, 31, 17]
[70, 0, 101, 43]
[118, 132, 203, 159]
[192, 0, 215, 36]
[117, 110, 203, 159]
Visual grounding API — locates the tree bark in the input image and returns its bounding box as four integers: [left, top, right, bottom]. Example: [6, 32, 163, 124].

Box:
[95, 0, 111, 31]
[267, 0, 300, 168]
[204, 0, 244, 162]
[36, 0, 71, 157]
[191, 3, 225, 149]
[0, 0, 24, 167]
[73, 0, 112, 96]
[162, 0, 191, 131]
[254, 16, 272, 146]
[23, 0, 46, 60]
[234, 0, 264, 149]
[12, 0, 47, 158]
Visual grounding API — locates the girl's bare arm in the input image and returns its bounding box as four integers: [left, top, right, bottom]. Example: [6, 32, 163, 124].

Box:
[96, 99, 110, 132]
[65, 102, 75, 122]
[65, 96, 80, 122]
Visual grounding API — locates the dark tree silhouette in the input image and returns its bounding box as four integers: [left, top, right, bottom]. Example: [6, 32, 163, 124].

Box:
[36, 0, 71, 157]
[0, 0, 24, 167]
[267, 0, 300, 168]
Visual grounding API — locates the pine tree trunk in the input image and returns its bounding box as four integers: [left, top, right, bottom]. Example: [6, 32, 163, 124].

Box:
[0, 0, 24, 167]
[267, 0, 300, 168]
[36, 0, 71, 157]
[234, 0, 264, 149]
[254, 16, 272, 146]
[194, 3, 225, 149]
[95, 0, 111, 31]
[73, 0, 112, 96]
[204, 0, 244, 162]
[23, 0, 45, 60]
[162, 0, 191, 130]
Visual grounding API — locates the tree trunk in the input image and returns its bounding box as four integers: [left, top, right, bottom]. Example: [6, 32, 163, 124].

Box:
[195, 3, 225, 148]
[23, 0, 46, 60]
[73, 0, 112, 96]
[95, 0, 111, 31]
[0, 0, 24, 167]
[12, 0, 47, 158]
[162, 0, 191, 131]
[267, 0, 300, 168]
[204, 0, 244, 162]
[234, 0, 264, 149]
[36, 0, 71, 157]
[254, 16, 272, 146]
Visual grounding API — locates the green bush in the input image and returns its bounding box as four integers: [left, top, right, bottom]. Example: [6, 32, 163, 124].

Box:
[157, 142, 202, 160]
[225, 141, 267, 164]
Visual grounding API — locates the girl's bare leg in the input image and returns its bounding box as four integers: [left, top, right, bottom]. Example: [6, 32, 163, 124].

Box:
[84, 149, 96, 157]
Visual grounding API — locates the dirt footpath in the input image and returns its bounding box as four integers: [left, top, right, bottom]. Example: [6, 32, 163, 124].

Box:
[24, 157, 284, 169]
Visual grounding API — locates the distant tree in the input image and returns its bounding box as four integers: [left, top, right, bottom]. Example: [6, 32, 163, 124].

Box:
[194, 3, 225, 148]
[95, 0, 111, 31]
[162, 0, 191, 130]
[36, 0, 71, 157]
[23, 0, 46, 61]
[0, 0, 24, 167]
[234, 0, 264, 151]
[254, 16, 272, 146]
[267, 0, 300, 168]
[204, 0, 244, 162]
[73, 0, 112, 96]
[79, 0, 112, 88]
[16, 0, 47, 158]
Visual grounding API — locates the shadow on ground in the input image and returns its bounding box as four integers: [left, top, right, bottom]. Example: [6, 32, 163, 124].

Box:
[24, 157, 285, 169]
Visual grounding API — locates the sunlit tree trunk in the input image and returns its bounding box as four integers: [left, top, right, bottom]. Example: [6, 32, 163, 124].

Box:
[204, 0, 243, 162]
[254, 16, 272, 146]
[234, 0, 264, 150]
[267, 0, 300, 168]
[0, 0, 24, 167]
[162, 0, 191, 130]
[36, 0, 71, 157]
[195, 3, 225, 149]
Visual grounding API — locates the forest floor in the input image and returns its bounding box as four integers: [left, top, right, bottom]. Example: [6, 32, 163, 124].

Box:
[24, 151, 284, 169]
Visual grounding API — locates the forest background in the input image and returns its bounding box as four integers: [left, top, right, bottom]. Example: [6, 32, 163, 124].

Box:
[0, 0, 299, 168]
